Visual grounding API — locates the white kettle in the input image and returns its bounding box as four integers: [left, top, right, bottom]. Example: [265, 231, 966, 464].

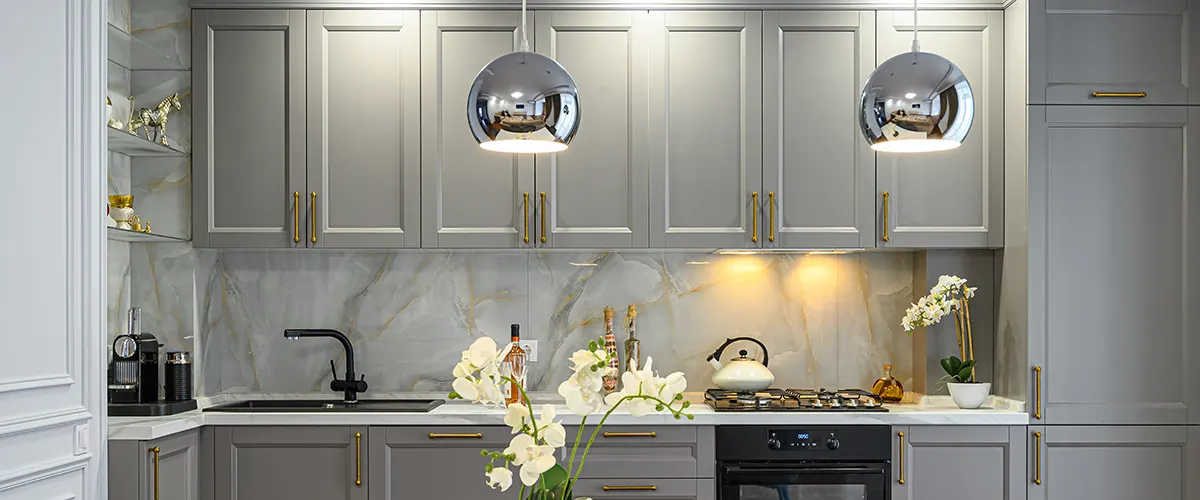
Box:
[706, 337, 775, 392]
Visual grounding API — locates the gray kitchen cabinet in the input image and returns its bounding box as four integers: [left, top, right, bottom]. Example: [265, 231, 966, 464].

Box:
[1028, 0, 1200, 105]
[1027, 106, 1200, 425]
[875, 10, 1004, 248]
[564, 426, 715, 479]
[420, 11, 535, 249]
[648, 11, 763, 249]
[573, 479, 716, 500]
[306, 10, 421, 248]
[1028, 426, 1197, 500]
[109, 430, 201, 500]
[369, 426, 511, 500]
[214, 426, 368, 500]
[193, 10, 307, 248]
[892, 426, 1026, 500]
[533, 11, 651, 248]
[762, 11, 876, 249]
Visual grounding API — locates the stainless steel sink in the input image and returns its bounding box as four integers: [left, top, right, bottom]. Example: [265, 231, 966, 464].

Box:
[203, 399, 444, 413]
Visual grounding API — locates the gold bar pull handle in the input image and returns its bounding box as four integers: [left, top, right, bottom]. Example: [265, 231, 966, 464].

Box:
[149, 446, 161, 500]
[603, 485, 657, 492]
[1033, 365, 1042, 420]
[354, 432, 362, 487]
[540, 192, 547, 244]
[768, 191, 776, 243]
[428, 433, 484, 439]
[1092, 91, 1147, 98]
[881, 191, 890, 242]
[293, 192, 300, 244]
[310, 192, 318, 244]
[751, 191, 759, 243]
[602, 431, 657, 438]
[523, 192, 530, 244]
[896, 432, 905, 485]
[1032, 431, 1042, 485]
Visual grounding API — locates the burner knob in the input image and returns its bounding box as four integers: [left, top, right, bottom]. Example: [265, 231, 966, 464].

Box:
[826, 438, 840, 451]
[767, 438, 782, 451]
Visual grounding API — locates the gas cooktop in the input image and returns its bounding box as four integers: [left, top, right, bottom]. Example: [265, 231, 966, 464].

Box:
[704, 388, 888, 412]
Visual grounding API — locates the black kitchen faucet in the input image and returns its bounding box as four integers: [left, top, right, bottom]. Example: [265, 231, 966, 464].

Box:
[283, 329, 369, 403]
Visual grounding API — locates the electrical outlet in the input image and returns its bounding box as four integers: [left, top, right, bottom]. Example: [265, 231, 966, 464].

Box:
[521, 340, 539, 362]
[74, 424, 89, 455]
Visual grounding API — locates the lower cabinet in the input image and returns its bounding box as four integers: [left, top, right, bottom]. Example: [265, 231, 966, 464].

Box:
[213, 426, 368, 500]
[565, 426, 714, 479]
[109, 429, 201, 500]
[1028, 426, 1198, 500]
[573, 479, 716, 500]
[368, 426, 511, 500]
[892, 426, 1026, 500]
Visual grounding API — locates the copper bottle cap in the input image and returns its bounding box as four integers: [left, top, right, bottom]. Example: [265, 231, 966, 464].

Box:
[604, 307, 614, 321]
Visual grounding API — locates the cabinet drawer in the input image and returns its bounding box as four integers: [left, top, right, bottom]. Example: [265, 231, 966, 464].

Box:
[566, 426, 713, 478]
[378, 426, 511, 447]
[572, 479, 714, 500]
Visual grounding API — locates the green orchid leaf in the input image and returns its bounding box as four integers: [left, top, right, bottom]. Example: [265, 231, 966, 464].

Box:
[958, 366, 974, 383]
[541, 464, 569, 491]
[940, 357, 955, 377]
[960, 359, 976, 371]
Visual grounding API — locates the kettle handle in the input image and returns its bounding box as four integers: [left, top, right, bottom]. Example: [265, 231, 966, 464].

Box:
[706, 337, 769, 367]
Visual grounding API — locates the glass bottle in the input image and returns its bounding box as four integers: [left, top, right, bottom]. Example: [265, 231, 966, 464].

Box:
[602, 307, 620, 393]
[502, 324, 528, 405]
[871, 364, 904, 403]
[623, 305, 641, 373]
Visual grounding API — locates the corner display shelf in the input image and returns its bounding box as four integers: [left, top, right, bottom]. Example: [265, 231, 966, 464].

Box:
[107, 227, 189, 243]
[107, 23, 187, 71]
[107, 127, 188, 157]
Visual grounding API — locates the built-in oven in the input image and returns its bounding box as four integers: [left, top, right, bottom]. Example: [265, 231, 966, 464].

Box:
[717, 425, 891, 500]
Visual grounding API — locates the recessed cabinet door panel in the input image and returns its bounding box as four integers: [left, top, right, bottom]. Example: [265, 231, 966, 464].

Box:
[193, 10, 307, 248]
[876, 11, 1003, 248]
[421, 11, 534, 248]
[307, 11, 421, 248]
[534, 11, 650, 248]
[763, 11, 875, 249]
[894, 426, 1026, 500]
[1028, 426, 1189, 500]
[142, 431, 200, 500]
[649, 11, 763, 249]
[1029, 106, 1198, 425]
[1029, 0, 1198, 105]
[369, 426, 512, 500]
[214, 426, 367, 500]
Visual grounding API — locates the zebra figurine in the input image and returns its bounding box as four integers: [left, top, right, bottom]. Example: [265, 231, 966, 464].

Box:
[127, 93, 183, 146]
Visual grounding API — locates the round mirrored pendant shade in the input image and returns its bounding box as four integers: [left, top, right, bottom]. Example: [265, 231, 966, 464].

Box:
[859, 51, 974, 153]
[468, 51, 580, 154]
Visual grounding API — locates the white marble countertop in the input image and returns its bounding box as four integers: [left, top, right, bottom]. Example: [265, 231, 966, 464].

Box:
[110, 393, 1027, 440]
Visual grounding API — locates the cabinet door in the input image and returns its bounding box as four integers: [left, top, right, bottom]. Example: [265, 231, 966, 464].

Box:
[876, 11, 1003, 248]
[893, 426, 1026, 500]
[369, 426, 511, 500]
[534, 11, 650, 248]
[193, 10, 307, 248]
[565, 426, 713, 479]
[1028, 426, 1192, 500]
[307, 10, 421, 248]
[214, 426, 367, 500]
[1029, 0, 1199, 105]
[421, 11, 534, 248]
[1028, 106, 1200, 425]
[649, 12, 763, 249]
[144, 431, 201, 500]
[572, 479, 715, 500]
[763, 11, 875, 249]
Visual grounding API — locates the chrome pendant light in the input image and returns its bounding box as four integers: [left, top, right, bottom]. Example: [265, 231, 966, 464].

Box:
[859, 0, 973, 153]
[467, 0, 580, 153]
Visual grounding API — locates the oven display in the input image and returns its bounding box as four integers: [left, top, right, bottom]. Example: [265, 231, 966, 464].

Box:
[768, 430, 838, 450]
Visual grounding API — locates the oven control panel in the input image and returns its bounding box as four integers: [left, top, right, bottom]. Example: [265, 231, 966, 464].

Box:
[767, 429, 840, 451]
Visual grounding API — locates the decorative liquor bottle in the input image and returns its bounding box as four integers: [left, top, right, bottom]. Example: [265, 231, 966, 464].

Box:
[623, 305, 641, 373]
[502, 324, 528, 405]
[871, 364, 904, 403]
[602, 307, 620, 393]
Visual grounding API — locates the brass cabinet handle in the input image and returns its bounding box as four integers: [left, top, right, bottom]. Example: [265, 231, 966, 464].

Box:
[1032, 431, 1042, 485]
[896, 432, 905, 485]
[603, 485, 657, 491]
[751, 191, 759, 243]
[523, 192, 530, 244]
[881, 191, 890, 242]
[428, 433, 484, 439]
[293, 192, 300, 243]
[310, 192, 317, 244]
[768, 191, 776, 243]
[354, 432, 362, 487]
[539, 192, 547, 244]
[1092, 91, 1147, 98]
[1033, 366, 1042, 420]
[149, 446, 161, 500]
[602, 431, 657, 438]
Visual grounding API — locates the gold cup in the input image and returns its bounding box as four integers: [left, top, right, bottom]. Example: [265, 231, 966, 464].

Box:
[109, 194, 134, 208]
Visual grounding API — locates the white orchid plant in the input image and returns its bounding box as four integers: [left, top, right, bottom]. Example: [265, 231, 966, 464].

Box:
[901, 274, 976, 332]
[450, 336, 692, 500]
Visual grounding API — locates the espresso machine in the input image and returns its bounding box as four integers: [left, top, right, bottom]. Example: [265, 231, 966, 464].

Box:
[108, 308, 196, 416]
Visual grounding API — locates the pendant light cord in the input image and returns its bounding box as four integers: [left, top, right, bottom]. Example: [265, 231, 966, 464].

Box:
[520, 0, 530, 52]
[911, 0, 921, 53]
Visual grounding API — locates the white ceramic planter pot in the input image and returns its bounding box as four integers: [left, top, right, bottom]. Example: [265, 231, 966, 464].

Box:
[947, 382, 991, 409]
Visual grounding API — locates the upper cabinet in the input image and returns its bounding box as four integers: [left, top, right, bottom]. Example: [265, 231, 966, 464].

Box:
[420, 11, 533, 249]
[649, 11, 763, 248]
[1028, 0, 1200, 105]
[876, 10, 1004, 248]
[763, 11, 876, 249]
[193, 10, 307, 248]
[533, 11, 651, 248]
[307, 11, 422, 248]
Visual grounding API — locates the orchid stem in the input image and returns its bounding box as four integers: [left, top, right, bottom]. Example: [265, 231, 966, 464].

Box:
[562, 415, 587, 497]
[501, 376, 539, 441]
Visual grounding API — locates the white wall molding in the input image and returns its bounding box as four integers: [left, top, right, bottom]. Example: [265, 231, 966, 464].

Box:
[0, 455, 90, 493]
[0, 408, 92, 438]
[0, 376, 76, 395]
[191, 0, 1011, 9]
